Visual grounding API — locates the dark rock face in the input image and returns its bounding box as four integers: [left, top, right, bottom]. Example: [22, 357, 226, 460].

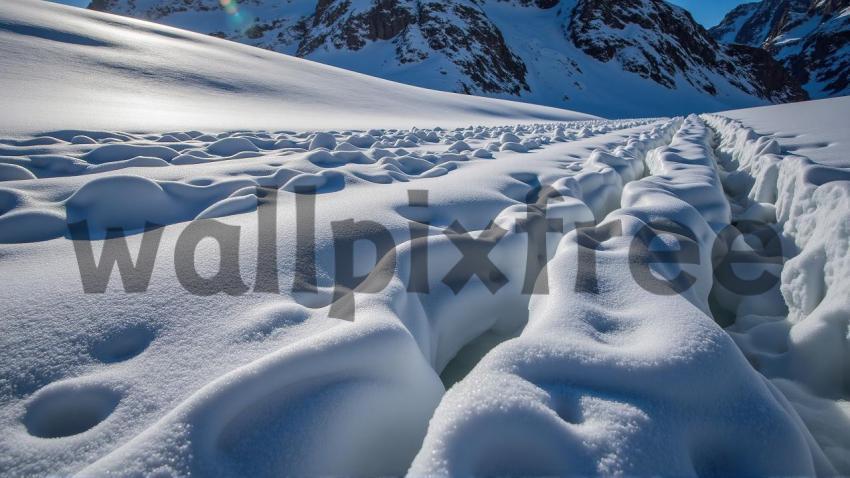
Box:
[297, 0, 529, 95]
[89, 0, 810, 107]
[711, 0, 850, 97]
[569, 0, 806, 101]
[514, 0, 560, 8]
[709, 3, 761, 46]
[818, 0, 850, 15]
[797, 21, 850, 95]
[571, 0, 724, 92]
[413, 1, 528, 94]
[725, 44, 809, 102]
[90, 0, 231, 20]
[711, 0, 809, 47]
[300, 0, 416, 53]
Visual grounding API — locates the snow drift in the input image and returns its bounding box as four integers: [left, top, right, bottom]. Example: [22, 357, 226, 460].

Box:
[0, 0, 849, 476]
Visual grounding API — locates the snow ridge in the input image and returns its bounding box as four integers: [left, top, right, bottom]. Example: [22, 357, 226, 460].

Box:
[3, 112, 839, 475]
[704, 113, 850, 473]
[411, 116, 833, 476]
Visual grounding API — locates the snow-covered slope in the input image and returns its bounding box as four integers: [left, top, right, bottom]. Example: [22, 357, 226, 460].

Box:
[711, 0, 850, 98]
[719, 95, 850, 167]
[87, 0, 807, 117]
[0, 0, 593, 135]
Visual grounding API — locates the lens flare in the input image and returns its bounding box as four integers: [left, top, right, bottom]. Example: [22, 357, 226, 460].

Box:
[218, 0, 253, 32]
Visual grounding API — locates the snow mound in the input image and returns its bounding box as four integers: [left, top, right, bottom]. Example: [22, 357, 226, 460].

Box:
[0, 116, 678, 475]
[704, 108, 850, 472]
[206, 138, 260, 156]
[0, 164, 37, 181]
[411, 117, 832, 476]
[0, 122, 640, 243]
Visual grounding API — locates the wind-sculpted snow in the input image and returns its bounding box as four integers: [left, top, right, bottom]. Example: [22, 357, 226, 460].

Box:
[1, 118, 674, 475]
[3, 1, 848, 474]
[3, 110, 845, 475]
[68, 119, 685, 476]
[0, 120, 645, 244]
[1, 75, 848, 478]
[410, 116, 833, 476]
[704, 109, 850, 473]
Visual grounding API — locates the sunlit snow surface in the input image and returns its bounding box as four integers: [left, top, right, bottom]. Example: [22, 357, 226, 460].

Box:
[0, 0, 591, 134]
[1, 1, 849, 476]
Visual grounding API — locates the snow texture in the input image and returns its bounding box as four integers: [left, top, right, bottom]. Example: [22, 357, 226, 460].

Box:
[704, 102, 850, 473]
[0, 1, 849, 476]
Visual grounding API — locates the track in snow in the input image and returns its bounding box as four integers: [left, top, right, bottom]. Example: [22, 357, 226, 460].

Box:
[704, 114, 850, 473]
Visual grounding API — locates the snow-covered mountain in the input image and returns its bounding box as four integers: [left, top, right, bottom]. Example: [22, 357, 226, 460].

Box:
[711, 0, 850, 98]
[87, 0, 807, 117]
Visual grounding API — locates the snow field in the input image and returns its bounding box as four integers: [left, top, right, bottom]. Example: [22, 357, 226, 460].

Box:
[2, 1, 847, 474]
[0, 119, 672, 476]
[78, 119, 681, 476]
[0, 120, 649, 244]
[2, 112, 843, 475]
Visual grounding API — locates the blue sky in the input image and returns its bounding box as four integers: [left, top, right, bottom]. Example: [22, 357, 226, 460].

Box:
[53, 0, 749, 28]
[667, 0, 750, 27]
[53, 0, 89, 7]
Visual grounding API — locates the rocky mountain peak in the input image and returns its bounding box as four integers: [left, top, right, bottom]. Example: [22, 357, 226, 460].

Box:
[569, 0, 805, 101]
[711, 0, 849, 98]
[89, 0, 810, 115]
